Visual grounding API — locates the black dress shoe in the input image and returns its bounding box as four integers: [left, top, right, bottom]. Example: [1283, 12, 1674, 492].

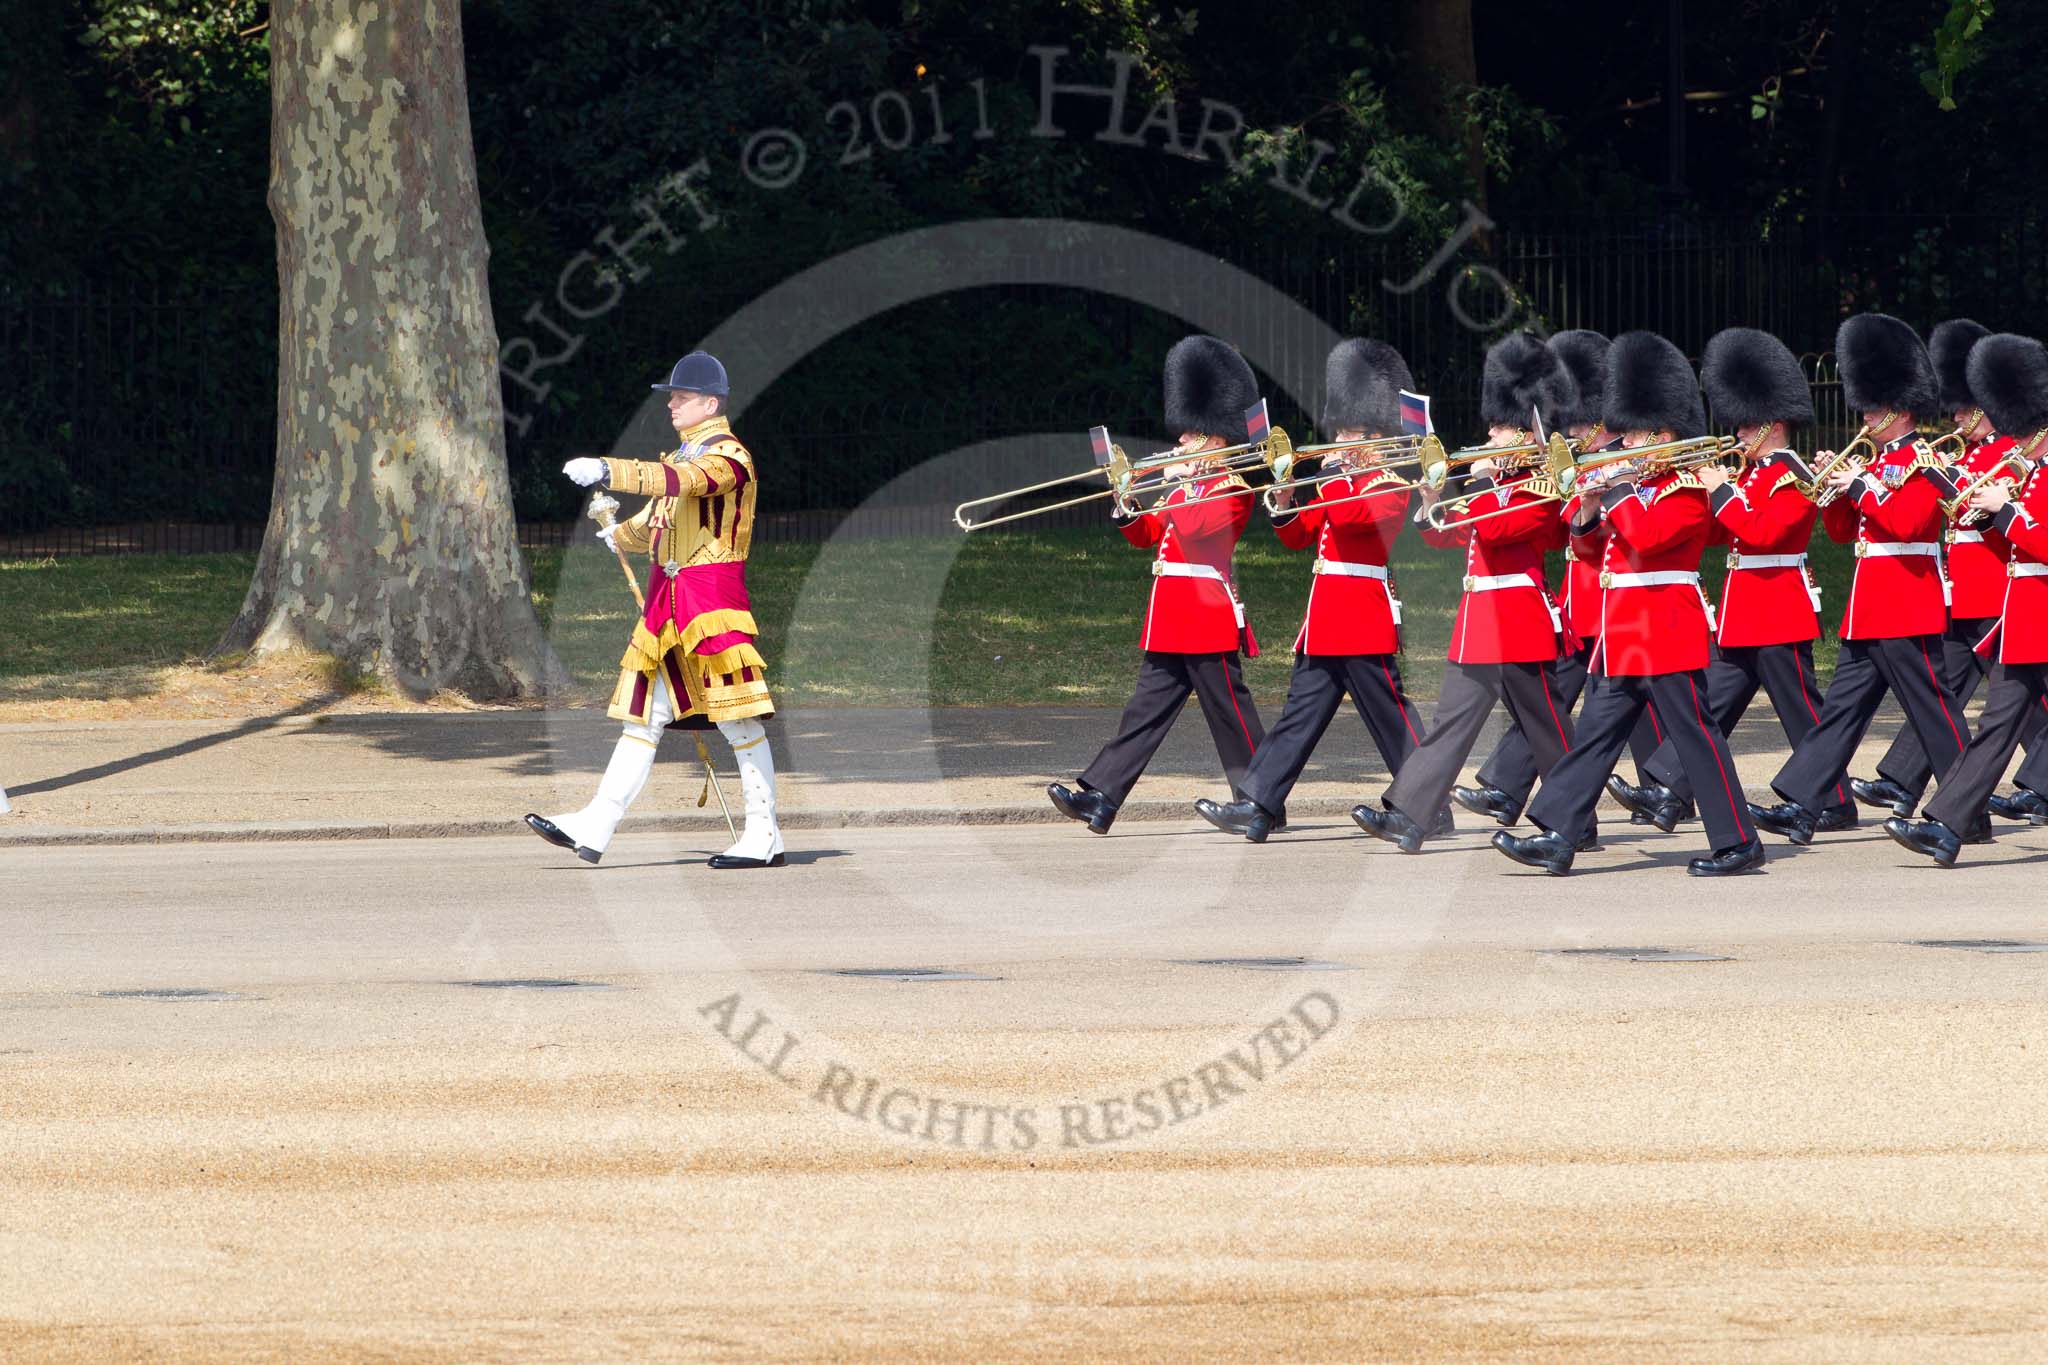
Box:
[1987, 788, 2048, 825]
[1452, 784, 1522, 826]
[1606, 774, 1688, 833]
[1048, 782, 1117, 834]
[1491, 828, 1576, 876]
[1688, 837, 1766, 877]
[1430, 806, 1457, 839]
[1749, 800, 1817, 846]
[525, 813, 602, 864]
[1815, 803, 1860, 833]
[1194, 797, 1279, 843]
[1851, 776, 1917, 816]
[1576, 827, 1602, 853]
[1350, 803, 1426, 854]
[707, 851, 787, 869]
[1960, 812, 1996, 845]
[1884, 816, 1961, 868]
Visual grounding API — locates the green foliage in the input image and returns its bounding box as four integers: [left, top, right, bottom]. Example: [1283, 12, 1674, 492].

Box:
[1923, 0, 1994, 111]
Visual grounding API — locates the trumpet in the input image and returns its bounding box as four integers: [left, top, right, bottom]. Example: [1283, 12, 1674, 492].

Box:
[952, 426, 1293, 531]
[1803, 429, 1881, 507]
[1943, 450, 2035, 520]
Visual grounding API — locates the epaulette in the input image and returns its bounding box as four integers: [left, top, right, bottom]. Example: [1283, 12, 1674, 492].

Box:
[1209, 473, 1251, 493]
[1650, 472, 1707, 503]
[1767, 468, 1803, 498]
[1903, 444, 1947, 477]
[1351, 469, 1411, 494]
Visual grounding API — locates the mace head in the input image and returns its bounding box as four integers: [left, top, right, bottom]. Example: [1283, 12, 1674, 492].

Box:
[586, 491, 621, 529]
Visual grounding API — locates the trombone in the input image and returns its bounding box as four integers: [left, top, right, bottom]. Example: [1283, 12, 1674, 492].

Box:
[1422, 431, 1581, 530]
[1258, 433, 1448, 517]
[1423, 433, 1738, 531]
[953, 427, 1292, 531]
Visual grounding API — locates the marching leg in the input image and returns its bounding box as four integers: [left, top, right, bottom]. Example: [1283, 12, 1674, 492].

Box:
[1187, 650, 1266, 798]
[1339, 654, 1428, 778]
[1468, 646, 1587, 824]
[1199, 656, 1339, 840]
[1760, 640, 1889, 842]
[1643, 670, 1761, 866]
[525, 682, 672, 864]
[707, 716, 784, 869]
[1633, 649, 1758, 826]
[1866, 620, 1987, 813]
[1503, 673, 1645, 874]
[1062, 653, 1195, 832]
[1371, 662, 1503, 851]
[1869, 635, 1972, 811]
[1896, 663, 2048, 864]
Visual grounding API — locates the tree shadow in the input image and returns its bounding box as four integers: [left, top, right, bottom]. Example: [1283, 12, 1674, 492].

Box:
[10, 690, 345, 796]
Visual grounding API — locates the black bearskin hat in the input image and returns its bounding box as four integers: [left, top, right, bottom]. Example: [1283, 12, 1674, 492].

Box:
[1701, 328, 1812, 430]
[1836, 313, 1938, 416]
[1966, 333, 2048, 437]
[1602, 331, 1706, 439]
[1321, 338, 1413, 438]
[1929, 318, 1991, 414]
[1548, 330, 1610, 429]
[1481, 331, 1578, 432]
[1163, 335, 1260, 441]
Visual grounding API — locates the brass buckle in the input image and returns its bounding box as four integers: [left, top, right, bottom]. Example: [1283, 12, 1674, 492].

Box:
[1599, 571, 1615, 589]
[1462, 575, 1477, 592]
[1854, 541, 1869, 559]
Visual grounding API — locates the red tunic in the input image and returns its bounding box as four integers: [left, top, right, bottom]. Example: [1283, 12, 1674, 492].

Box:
[1557, 497, 1606, 646]
[1588, 471, 1716, 677]
[1946, 435, 2021, 621]
[1120, 472, 1258, 656]
[1822, 435, 1949, 640]
[1274, 470, 1409, 656]
[1708, 450, 1822, 648]
[1421, 473, 1566, 665]
[1979, 461, 2048, 665]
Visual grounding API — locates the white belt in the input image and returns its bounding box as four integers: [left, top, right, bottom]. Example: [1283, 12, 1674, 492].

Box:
[1600, 570, 1702, 589]
[1601, 570, 1716, 630]
[1726, 552, 1807, 571]
[1463, 572, 1560, 633]
[1463, 572, 1540, 592]
[1855, 540, 1941, 558]
[2012, 562, 2048, 579]
[1948, 529, 1986, 545]
[1313, 558, 1390, 580]
[1153, 560, 1245, 626]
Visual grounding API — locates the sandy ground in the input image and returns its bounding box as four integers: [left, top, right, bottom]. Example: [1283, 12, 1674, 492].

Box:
[4, 826, 2046, 1360]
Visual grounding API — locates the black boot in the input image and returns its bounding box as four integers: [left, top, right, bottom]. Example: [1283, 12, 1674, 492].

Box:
[1452, 784, 1522, 826]
[1851, 776, 1917, 817]
[1688, 837, 1766, 877]
[1987, 788, 2048, 825]
[1491, 828, 1576, 876]
[1959, 811, 1996, 845]
[1194, 797, 1279, 843]
[1606, 775, 1688, 833]
[1430, 806, 1457, 839]
[1815, 803, 1860, 832]
[1884, 816, 1962, 868]
[1749, 800, 1817, 846]
[1049, 782, 1117, 834]
[1350, 803, 1427, 854]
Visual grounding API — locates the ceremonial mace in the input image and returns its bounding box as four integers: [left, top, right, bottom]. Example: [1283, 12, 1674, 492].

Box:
[585, 492, 738, 842]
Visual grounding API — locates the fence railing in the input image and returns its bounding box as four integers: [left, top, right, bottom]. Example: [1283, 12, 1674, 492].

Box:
[5, 210, 2041, 554]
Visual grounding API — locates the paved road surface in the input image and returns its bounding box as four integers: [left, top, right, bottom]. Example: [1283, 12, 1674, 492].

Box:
[4, 823, 2046, 1359]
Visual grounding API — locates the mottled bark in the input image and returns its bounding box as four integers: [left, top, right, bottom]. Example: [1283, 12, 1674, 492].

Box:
[1396, 0, 1486, 212]
[222, 0, 563, 698]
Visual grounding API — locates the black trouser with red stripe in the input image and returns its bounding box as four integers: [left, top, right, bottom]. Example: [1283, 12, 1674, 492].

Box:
[1925, 663, 2048, 831]
[1239, 653, 1425, 816]
[1081, 651, 1264, 807]
[1875, 616, 2046, 804]
[1385, 660, 1575, 828]
[1528, 668, 1756, 854]
[1476, 640, 1663, 804]
[1642, 641, 1849, 811]
[1773, 635, 1970, 815]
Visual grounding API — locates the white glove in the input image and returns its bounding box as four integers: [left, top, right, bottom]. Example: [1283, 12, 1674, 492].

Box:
[594, 522, 620, 551]
[563, 457, 607, 487]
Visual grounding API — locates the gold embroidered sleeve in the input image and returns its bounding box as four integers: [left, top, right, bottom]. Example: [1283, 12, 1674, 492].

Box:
[611, 500, 656, 555]
[601, 456, 676, 498]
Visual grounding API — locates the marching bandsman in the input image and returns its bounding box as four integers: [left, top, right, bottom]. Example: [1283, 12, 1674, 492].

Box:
[1459, 330, 1667, 829]
[1753, 314, 1975, 845]
[530, 351, 783, 869]
[1049, 336, 1266, 833]
[1493, 331, 1764, 876]
[1194, 339, 1432, 842]
[1352, 332, 1580, 854]
[1887, 332, 2048, 864]
[1855, 318, 2045, 816]
[1611, 328, 1856, 832]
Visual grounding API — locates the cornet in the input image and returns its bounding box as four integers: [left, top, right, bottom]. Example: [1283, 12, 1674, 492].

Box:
[1803, 429, 1881, 507]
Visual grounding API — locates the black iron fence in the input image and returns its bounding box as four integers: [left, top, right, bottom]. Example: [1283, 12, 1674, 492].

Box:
[2, 212, 2039, 555]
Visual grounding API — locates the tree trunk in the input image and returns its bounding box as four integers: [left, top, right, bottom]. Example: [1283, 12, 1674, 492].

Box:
[1395, 0, 1487, 212]
[221, 0, 562, 699]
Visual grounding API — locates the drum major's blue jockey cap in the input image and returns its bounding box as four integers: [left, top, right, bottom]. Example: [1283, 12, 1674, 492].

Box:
[652, 351, 730, 395]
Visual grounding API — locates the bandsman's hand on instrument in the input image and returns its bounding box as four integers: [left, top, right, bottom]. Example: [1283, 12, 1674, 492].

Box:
[1470, 457, 1499, 479]
[1269, 482, 1295, 511]
[563, 457, 608, 487]
[1970, 483, 2013, 516]
[1825, 465, 1860, 493]
[1697, 464, 1729, 492]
